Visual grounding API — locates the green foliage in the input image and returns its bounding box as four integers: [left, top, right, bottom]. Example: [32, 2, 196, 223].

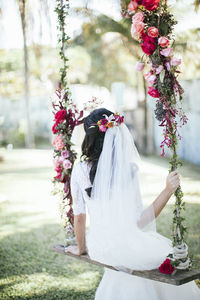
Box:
[55, 0, 70, 92]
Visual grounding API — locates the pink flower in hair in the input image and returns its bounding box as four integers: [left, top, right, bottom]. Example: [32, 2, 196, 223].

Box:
[99, 125, 107, 132]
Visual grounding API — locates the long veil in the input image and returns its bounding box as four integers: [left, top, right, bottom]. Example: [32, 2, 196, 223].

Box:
[86, 123, 172, 271]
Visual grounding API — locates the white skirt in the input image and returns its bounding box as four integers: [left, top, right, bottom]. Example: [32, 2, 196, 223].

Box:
[95, 267, 200, 300]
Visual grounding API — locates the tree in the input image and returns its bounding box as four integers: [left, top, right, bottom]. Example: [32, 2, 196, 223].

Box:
[16, 0, 51, 148]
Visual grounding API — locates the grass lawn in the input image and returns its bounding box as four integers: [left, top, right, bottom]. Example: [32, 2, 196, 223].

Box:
[0, 148, 199, 299]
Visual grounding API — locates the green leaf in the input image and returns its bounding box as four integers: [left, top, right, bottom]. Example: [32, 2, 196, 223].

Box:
[159, 70, 165, 83]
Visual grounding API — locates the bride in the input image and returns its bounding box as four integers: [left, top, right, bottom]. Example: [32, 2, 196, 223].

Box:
[65, 108, 200, 299]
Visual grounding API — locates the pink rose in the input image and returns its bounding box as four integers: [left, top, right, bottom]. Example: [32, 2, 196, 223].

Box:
[170, 57, 182, 66]
[156, 65, 164, 74]
[128, 0, 138, 12]
[132, 21, 145, 35]
[61, 150, 69, 158]
[147, 27, 159, 38]
[135, 62, 145, 71]
[52, 134, 65, 151]
[99, 125, 107, 132]
[148, 86, 160, 98]
[160, 47, 173, 57]
[63, 159, 72, 170]
[147, 74, 156, 86]
[158, 36, 170, 48]
[132, 11, 144, 23]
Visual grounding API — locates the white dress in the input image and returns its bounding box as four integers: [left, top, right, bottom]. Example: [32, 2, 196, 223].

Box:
[70, 160, 200, 300]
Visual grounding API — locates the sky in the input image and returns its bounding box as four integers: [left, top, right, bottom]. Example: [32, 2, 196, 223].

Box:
[0, 0, 199, 49]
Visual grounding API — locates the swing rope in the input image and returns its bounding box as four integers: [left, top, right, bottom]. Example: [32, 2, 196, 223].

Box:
[52, 0, 193, 273]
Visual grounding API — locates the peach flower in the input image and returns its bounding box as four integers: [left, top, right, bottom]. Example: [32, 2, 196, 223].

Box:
[147, 27, 159, 38]
[128, 0, 138, 12]
[52, 134, 64, 151]
[158, 36, 170, 48]
[132, 21, 145, 35]
[132, 11, 144, 23]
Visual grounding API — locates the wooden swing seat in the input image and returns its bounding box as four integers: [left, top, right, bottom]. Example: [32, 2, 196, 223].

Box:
[52, 244, 200, 286]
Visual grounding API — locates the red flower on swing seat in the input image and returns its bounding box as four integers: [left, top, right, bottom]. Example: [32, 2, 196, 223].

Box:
[159, 259, 175, 274]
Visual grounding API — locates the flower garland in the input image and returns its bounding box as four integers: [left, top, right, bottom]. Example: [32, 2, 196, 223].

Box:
[122, 0, 191, 271]
[52, 0, 101, 240]
[51, 86, 100, 235]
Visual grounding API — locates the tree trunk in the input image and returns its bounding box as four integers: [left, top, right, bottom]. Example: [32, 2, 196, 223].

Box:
[18, 0, 34, 148]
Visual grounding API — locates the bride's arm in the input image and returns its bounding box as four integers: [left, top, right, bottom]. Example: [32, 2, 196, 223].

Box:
[137, 170, 180, 228]
[65, 213, 87, 256]
[74, 213, 87, 254]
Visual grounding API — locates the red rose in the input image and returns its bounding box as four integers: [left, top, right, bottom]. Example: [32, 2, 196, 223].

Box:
[141, 42, 156, 55]
[159, 259, 175, 274]
[55, 165, 62, 173]
[148, 86, 160, 98]
[52, 122, 59, 134]
[141, 33, 156, 55]
[142, 33, 156, 44]
[142, 0, 160, 11]
[54, 109, 66, 122]
[136, 0, 143, 4]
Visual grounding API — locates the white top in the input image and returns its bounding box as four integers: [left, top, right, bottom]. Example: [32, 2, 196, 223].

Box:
[70, 160, 143, 220]
[70, 160, 92, 215]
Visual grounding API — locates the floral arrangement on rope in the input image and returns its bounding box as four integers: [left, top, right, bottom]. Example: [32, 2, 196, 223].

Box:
[51, 86, 100, 236]
[52, 0, 102, 241]
[121, 0, 191, 272]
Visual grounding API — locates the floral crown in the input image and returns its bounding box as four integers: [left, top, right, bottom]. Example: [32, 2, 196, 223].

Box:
[89, 112, 124, 133]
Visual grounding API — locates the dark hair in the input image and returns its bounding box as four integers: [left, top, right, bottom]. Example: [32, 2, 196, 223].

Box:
[81, 107, 114, 197]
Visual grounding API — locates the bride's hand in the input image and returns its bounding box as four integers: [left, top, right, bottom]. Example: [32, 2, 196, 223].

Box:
[65, 245, 87, 256]
[165, 170, 180, 195]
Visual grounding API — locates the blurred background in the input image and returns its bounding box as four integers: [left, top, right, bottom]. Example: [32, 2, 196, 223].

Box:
[0, 0, 200, 299]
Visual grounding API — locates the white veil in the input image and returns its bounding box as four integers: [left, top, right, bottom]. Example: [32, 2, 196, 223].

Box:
[86, 123, 172, 271]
